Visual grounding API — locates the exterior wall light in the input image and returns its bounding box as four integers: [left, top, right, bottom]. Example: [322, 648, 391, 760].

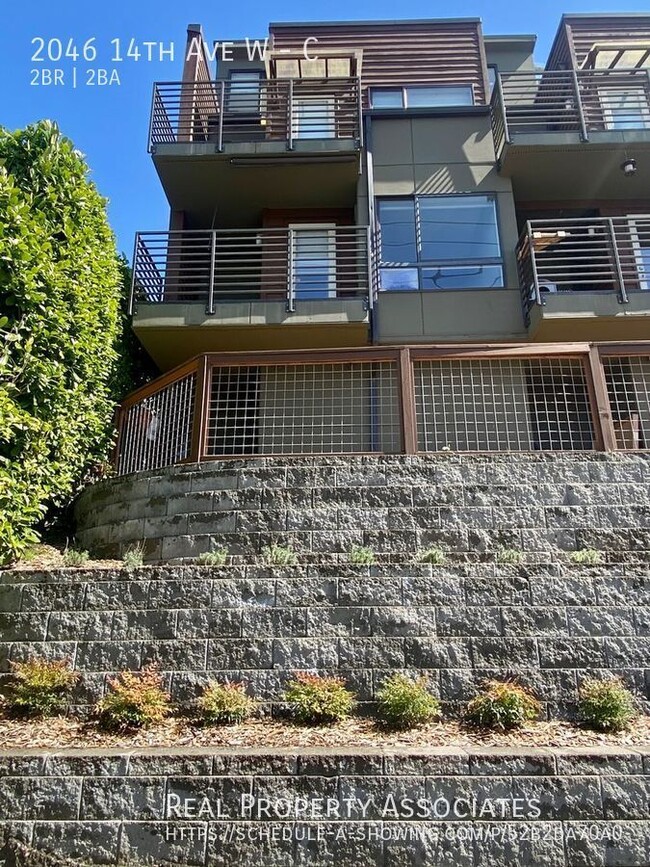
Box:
[621, 157, 637, 176]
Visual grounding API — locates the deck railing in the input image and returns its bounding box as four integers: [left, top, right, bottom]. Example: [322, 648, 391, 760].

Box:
[130, 227, 372, 314]
[491, 68, 650, 156]
[149, 78, 362, 151]
[517, 216, 650, 322]
[114, 343, 650, 474]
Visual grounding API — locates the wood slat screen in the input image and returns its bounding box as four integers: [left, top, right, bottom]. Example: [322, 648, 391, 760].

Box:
[270, 21, 488, 106]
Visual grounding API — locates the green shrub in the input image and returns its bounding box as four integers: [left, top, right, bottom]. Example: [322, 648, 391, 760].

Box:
[122, 543, 145, 570]
[62, 547, 89, 567]
[465, 680, 541, 730]
[197, 681, 257, 725]
[570, 548, 602, 566]
[8, 657, 79, 717]
[376, 674, 440, 729]
[0, 121, 126, 565]
[496, 547, 524, 566]
[284, 673, 355, 724]
[418, 546, 447, 565]
[578, 677, 636, 732]
[97, 667, 170, 730]
[262, 544, 297, 567]
[349, 545, 375, 565]
[197, 546, 228, 567]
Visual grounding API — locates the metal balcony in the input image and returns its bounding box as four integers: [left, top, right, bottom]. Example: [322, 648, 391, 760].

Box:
[149, 78, 362, 152]
[491, 67, 650, 158]
[130, 227, 373, 314]
[517, 215, 650, 324]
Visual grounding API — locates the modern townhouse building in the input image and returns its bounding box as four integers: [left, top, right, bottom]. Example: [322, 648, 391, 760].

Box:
[119, 13, 650, 475]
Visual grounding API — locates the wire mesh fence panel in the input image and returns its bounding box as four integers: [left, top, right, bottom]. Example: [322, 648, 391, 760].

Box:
[117, 373, 196, 475]
[414, 357, 595, 452]
[603, 355, 650, 450]
[205, 362, 402, 456]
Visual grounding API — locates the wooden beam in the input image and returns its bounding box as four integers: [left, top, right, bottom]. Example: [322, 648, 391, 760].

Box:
[399, 348, 418, 455]
[586, 346, 618, 452]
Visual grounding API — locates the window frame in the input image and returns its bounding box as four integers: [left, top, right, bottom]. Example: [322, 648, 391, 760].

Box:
[376, 194, 504, 292]
[369, 84, 475, 110]
[226, 69, 264, 114]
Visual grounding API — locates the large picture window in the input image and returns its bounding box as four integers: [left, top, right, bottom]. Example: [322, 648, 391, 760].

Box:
[376, 195, 503, 291]
[370, 85, 474, 109]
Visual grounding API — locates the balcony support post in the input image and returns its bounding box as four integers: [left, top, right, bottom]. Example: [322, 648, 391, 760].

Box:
[129, 233, 139, 315]
[207, 230, 216, 315]
[217, 80, 225, 152]
[189, 356, 210, 463]
[585, 346, 617, 452]
[365, 226, 374, 310]
[287, 227, 296, 312]
[572, 69, 589, 141]
[526, 221, 544, 308]
[398, 348, 418, 455]
[608, 218, 628, 304]
[357, 77, 364, 147]
[287, 79, 294, 151]
[495, 71, 511, 146]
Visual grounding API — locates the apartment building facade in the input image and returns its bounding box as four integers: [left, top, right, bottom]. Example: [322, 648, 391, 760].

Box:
[119, 14, 650, 472]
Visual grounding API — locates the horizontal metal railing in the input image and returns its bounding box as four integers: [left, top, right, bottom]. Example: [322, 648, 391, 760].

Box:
[517, 216, 650, 321]
[149, 78, 362, 150]
[130, 227, 372, 314]
[113, 343, 650, 474]
[491, 68, 650, 155]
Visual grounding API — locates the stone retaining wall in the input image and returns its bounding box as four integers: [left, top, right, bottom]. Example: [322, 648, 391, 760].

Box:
[1, 564, 648, 716]
[74, 454, 650, 563]
[0, 747, 648, 866]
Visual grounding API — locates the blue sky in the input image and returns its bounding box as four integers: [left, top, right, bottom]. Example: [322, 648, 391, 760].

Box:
[0, 0, 646, 255]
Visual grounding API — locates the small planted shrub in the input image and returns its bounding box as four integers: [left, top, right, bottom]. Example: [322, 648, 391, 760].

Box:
[284, 673, 355, 725]
[418, 546, 447, 566]
[349, 545, 375, 566]
[578, 677, 636, 733]
[262, 544, 297, 567]
[496, 547, 524, 566]
[122, 543, 145, 570]
[376, 674, 440, 729]
[197, 546, 228, 567]
[8, 657, 79, 717]
[97, 667, 170, 731]
[63, 547, 89, 567]
[197, 681, 257, 725]
[465, 680, 541, 731]
[570, 548, 602, 566]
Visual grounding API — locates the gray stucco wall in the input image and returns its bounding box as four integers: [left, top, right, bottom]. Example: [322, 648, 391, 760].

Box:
[0, 748, 648, 866]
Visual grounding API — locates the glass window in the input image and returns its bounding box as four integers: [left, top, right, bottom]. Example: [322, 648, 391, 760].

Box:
[227, 71, 263, 113]
[370, 88, 404, 108]
[370, 85, 474, 109]
[600, 87, 650, 130]
[487, 66, 497, 98]
[406, 86, 473, 107]
[377, 195, 503, 291]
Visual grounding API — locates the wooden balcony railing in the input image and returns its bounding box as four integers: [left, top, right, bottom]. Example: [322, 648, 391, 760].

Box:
[517, 216, 650, 323]
[491, 67, 650, 157]
[149, 78, 362, 151]
[114, 343, 650, 475]
[130, 227, 373, 314]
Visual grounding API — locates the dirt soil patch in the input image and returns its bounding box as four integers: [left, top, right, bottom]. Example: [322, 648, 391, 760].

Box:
[0, 714, 648, 752]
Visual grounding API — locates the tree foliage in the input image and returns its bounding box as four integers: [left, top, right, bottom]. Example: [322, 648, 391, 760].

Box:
[0, 121, 125, 563]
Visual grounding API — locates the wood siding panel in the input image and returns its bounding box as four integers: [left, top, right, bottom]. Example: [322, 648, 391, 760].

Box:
[270, 22, 488, 105]
[548, 16, 650, 70]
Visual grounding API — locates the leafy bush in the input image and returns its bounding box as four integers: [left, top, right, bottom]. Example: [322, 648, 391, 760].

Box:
[349, 545, 375, 565]
[262, 544, 297, 567]
[97, 667, 170, 730]
[418, 546, 447, 565]
[122, 543, 145, 570]
[197, 547, 228, 566]
[465, 680, 541, 730]
[496, 547, 524, 566]
[578, 677, 636, 732]
[376, 674, 440, 729]
[570, 548, 602, 566]
[197, 681, 257, 725]
[284, 673, 355, 724]
[8, 657, 79, 717]
[62, 547, 89, 567]
[0, 122, 126, 565]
